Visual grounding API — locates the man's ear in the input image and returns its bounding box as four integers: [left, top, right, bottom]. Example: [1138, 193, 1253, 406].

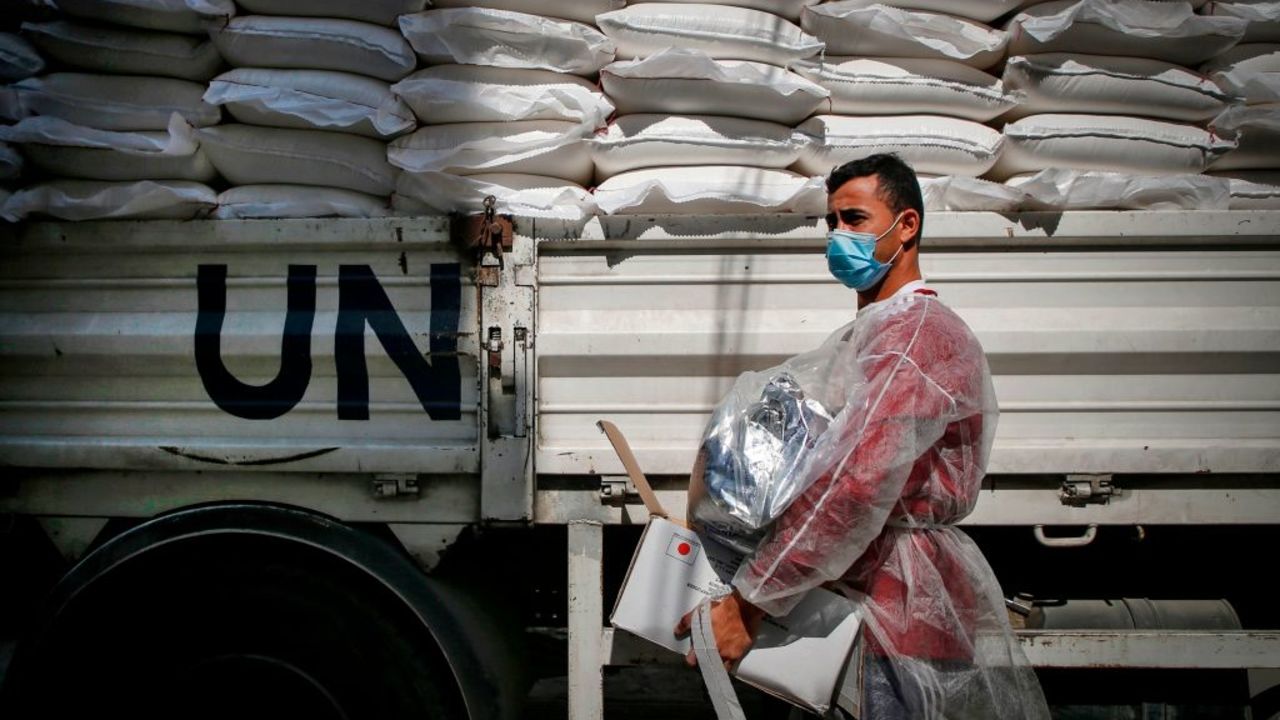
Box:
[899, 208, 921, 248]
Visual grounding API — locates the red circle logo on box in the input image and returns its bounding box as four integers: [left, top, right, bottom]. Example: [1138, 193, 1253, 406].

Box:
[677, 542, 691, 556]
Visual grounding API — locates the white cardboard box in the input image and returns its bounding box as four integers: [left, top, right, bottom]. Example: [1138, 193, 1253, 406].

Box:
[610, 516, 863, 716]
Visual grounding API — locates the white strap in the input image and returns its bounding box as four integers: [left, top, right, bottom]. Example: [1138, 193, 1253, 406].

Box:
[691, 601, 748, 720]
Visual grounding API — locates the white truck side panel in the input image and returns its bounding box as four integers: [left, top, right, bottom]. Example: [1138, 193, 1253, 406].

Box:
[535, 212, 1280, 477]
[0, 219, 481, 474]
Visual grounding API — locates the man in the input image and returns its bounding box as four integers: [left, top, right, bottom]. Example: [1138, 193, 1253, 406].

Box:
[676, 155, 1050, 718]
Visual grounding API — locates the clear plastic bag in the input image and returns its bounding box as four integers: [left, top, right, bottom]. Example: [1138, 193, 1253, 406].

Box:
[695, 371, 834, 554]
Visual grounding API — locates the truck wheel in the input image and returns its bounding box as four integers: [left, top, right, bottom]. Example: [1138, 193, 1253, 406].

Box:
[1, 507, 475, 720]
[1254, 684, 1280, 720]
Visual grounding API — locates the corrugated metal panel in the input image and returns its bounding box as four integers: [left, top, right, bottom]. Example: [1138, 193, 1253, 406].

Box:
[535, 211, 1280, 477]
[0, 219, 480, 474]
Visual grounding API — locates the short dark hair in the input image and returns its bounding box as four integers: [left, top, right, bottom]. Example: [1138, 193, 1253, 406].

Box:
[826, 154, 924, 244]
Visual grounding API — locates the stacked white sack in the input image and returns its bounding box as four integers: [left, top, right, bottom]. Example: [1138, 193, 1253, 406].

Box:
[916, 174, 1030, 212]
[1006, 0, 1246, 64]
[1, 32, 45, 84]
[21, 20, 223, 81]
[1206, 103, 1280, 204]
[1198, 2, 1280, 205]
[795, 115, 1005, 178]
[992, 0, 1246, 210]
[1202, 0, 1280, 42]
[802, 2, 1011, 69]
[391, 6, 616, 222]
[1204, 42, 1280, 103]
[2, 1, 232, 222]
[591, 4, 826, 215]
[792, 2, 1012, 210]
[199, 2, 421, 218]
[0, 32, 45, 190]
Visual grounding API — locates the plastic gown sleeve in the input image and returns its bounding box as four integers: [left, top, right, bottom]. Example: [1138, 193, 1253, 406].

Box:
[733, 299, 972, 617]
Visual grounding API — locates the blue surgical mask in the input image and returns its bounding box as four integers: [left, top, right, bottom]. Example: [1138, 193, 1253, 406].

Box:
[825, 213, 905, 291]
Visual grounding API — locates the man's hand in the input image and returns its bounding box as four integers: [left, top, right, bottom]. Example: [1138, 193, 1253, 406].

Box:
[673, 590, 766, 671]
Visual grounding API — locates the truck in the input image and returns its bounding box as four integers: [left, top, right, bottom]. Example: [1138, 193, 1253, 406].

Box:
[1, 209, 1278, 719]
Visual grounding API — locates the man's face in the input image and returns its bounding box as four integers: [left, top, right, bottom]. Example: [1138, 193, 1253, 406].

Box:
[826, 174, 903, 265]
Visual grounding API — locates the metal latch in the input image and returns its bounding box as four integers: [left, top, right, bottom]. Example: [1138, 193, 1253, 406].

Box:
[1060, 474, 1118, 507]
[600, 476, 639, 505]
[372, 474, 420, 498]
[454, 196, 513, 287]
[486, 326, 504, 379]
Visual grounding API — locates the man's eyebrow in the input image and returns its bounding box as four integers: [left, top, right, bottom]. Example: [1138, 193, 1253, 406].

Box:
[834, 208, 869, 218]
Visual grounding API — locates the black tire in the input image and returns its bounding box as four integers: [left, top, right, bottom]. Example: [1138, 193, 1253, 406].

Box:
[1254, 684, 1280, 720]
[4, 533, 467, 720]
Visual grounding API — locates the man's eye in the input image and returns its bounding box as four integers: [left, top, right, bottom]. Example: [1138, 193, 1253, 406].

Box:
[824, 214, 837, 231]
[840, 210, 865, 225]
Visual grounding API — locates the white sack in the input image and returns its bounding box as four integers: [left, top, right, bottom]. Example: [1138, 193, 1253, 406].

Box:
[0, 142, 22, 182]
[600, 49, 830, 125]
[212, 16, 416, 82]
[399, 9, 615, 76]
[53, 0, 235, 34]
[431, 0, 625, 24]
[596, 4, 823, 66]
[392, 65, 614, 126]
[917, 174, 1028, 211]
[1, 180, 216, 221]
[1006, 0, 1247, 65]
[795, 115, 1004, 177]
[801, 3, 1009, 70]
[0, 114, 216, 181]
[20, 20, 223, 81]
[1006, 168, 1231, 209]
[792, 56, 1016, 122]
[204, 69, 415, 139]
[214, 185, 391, 218]
[1208, 169, 1280, 207]
[1208, 103, 1280, 169]
[0, 87, 25, 124]
[198, 124, 398, 195]
[428, 0, 623, 25]
[1003, 53, 1235, 122]
[594, 166, 826, 214]
[20, 143, 217, 182]
[992, 114, 1236, 179]
[588, 114, 807, 179]
[1, 32, 44, 82]
[13, 73, 221, 131]
[388, 121, 594, 184]
[0, 114, 198, 154]
[394, 172, 596, 221]
[1203, 43, 1280, 105]
[232, 0, 426, 26]
[637, 0, 819, 22]
[1205, 1, 1280, 43]
[802, 0, 1026, 23]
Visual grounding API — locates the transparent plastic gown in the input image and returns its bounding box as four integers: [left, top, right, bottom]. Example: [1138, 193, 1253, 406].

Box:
[697, 290, 1050, 719]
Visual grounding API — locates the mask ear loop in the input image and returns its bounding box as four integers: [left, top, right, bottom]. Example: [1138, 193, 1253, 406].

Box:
[883, 243, 904, 267]
[876, 212, 907, 268]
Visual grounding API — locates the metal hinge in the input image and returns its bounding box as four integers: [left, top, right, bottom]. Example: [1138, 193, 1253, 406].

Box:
[600, 476, 639, 505]
[372, 474, 420, 498]
[1006, 592, 1035, 617]
[1060, 474, 1119, 507]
